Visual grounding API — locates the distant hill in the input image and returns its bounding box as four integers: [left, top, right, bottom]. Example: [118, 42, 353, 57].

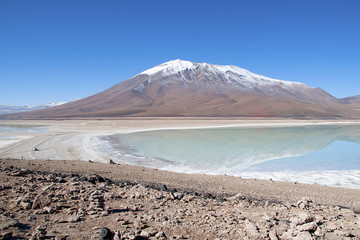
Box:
[342, 95, 360, 104]
[0, 102, 68, 114]
[2, 60, 360, 119]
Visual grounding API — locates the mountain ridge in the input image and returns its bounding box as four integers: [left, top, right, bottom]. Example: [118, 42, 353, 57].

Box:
[1, 60, 359, 119]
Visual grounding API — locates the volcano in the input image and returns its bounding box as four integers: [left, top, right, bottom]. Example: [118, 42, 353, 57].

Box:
[2, 59, 360, 119]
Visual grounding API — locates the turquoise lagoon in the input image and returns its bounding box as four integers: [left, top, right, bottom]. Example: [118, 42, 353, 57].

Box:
[98, 124, 360, 188]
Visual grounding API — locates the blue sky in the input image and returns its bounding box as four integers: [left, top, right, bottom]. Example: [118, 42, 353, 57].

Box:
[1, 0, 359, 106]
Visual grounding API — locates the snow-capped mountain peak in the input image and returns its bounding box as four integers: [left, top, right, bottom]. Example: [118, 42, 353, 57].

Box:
[140, 59, 305, 88]
[140, 59, 195, 75]
[131, 59, 338, 106]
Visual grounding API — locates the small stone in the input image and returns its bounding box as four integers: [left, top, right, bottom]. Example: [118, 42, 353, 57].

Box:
[68, 215, 81, 223]
[100, 210, 109, 216]
[294, 231, 312, 240]
[291, 212, 314, 226]
[32, 190, 52, 209]
[140, 230, 150, 237]
[155, 231, 166, 238]
[32, 225, 47, 239]
[20, 201, 32, 210]
[269, 230, 279, 240]
[134, 236, 149, 240]
[297, 197, 313, 209]
[297, 222, 317, 232]
[100, 227, 114, 240]
[43, 206, 54, 214]
[113, 231, 121, 240]
[263, 214, 274, 222]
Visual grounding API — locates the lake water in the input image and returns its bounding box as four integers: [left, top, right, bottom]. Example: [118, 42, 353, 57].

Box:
[99, 124, 360, 189]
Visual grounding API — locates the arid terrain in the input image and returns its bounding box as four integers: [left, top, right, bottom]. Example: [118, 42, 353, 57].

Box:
[1, 158, 360, 240]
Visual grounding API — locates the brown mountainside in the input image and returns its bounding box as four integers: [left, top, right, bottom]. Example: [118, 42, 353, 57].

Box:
[2, 60, 360, 119]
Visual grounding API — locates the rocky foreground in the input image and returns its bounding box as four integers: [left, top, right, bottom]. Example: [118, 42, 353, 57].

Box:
[0, 163, 359, 240]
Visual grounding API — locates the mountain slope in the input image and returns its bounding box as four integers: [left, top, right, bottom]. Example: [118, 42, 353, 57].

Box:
[2, 60, 359, 119]
[342, 95, 360, 104]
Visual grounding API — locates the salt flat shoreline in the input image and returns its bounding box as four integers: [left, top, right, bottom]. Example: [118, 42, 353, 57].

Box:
[2, 118, 360, 162]
[1, 119, 360, 210]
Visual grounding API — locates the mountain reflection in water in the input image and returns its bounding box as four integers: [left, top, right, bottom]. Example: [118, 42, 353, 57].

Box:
[104, 125, 360, 174]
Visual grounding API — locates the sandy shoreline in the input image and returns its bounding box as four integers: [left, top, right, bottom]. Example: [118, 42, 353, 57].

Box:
[1, 119, 360, 196]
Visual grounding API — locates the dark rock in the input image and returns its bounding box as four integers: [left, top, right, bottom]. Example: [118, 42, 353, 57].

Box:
[100, 227, 114, 239]
[79, 177, 88, 182]
[134, 236, 149, 240]
[95, 175, 106, 183]
[58, 178, 67, 183]
[161, 185, 168, 191]
[1, 232, 12, 240]
[57, 236, 70, 240]
[88, 178, 96, 184]
[88, 174, 111, 184]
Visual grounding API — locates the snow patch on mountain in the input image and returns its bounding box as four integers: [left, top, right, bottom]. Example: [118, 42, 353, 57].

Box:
[140, 59, 195, 76]
[139, 59, 308, 89]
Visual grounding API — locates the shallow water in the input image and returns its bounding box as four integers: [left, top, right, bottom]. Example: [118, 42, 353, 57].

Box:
[0, 125, 47, 134]
[100, 125, 360, 188]
[0, 125, 47, 149]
